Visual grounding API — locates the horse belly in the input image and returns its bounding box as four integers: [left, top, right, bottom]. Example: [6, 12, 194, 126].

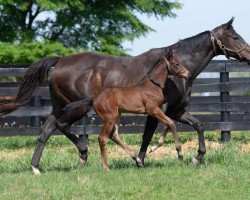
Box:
[118, 91, 146, 114]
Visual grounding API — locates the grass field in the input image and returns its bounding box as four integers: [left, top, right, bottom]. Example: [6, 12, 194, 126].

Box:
[0, 131, 249, 200]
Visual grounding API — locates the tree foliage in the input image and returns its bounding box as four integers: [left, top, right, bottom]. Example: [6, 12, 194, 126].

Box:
[0, 41, 76, 64]
[0, 0, 181, 56]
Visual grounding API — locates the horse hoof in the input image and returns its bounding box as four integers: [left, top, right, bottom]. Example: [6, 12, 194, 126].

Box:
[135, 157, 144, 168]
[149, 146, 158, 153]
[192, 157, 200, 166]
[79, 157, 87, 166]
[178, 154, 184, 161]
[31, 165, 41, 175]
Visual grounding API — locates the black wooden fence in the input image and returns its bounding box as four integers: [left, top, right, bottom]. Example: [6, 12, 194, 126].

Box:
[0, 60, 250, 141]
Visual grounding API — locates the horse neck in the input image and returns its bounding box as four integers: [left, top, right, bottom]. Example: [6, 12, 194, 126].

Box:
[148, 61, 168, 87]
[174, 31, 216, 82]
[189, 49, 215, 81]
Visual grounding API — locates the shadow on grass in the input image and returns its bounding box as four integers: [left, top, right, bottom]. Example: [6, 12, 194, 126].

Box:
[109, 157, 191, 170]
[42, 165, 82, 173]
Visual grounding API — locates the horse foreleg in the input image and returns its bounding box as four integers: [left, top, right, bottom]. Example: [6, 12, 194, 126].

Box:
[109, 124, 143, 167]
[31, 115, 57, 175]
[138, 115, 159, 167]
[149, 127, 170, 153]
[175, 110, 206, 165]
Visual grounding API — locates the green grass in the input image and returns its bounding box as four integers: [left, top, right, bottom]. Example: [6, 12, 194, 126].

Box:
[0, 132, 249, 200]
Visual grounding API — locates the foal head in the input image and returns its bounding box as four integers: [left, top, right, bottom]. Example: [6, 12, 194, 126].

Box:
[164, 49, 190, 79]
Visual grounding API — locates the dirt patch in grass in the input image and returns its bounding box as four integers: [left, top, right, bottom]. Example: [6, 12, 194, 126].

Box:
[0, 148, 30, 160]
[1, 140, 249, 162]
[0, 146, 73, 161]
[107, 140, 249, 160]
[240, 143, 250, 153]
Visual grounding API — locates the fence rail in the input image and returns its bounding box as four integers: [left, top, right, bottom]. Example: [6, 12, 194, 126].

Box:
[0, 60, 250, 141]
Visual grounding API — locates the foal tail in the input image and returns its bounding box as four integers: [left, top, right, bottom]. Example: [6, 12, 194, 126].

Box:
[0, 57, 60, 115]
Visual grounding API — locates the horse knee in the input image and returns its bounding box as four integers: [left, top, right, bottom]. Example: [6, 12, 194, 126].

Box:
[56, 121, 70, 133]
[98, 135, 108, 146]
[194, 121, 203, 132]
[168, 121, 176, 131]
[38, 128, 51, 143]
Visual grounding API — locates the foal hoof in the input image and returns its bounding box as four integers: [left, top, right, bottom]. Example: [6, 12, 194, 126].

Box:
[79, 157, 87, 166]
[103, 166, 110, 172]
[31, 165, 41, 175]
[192, 157, 200, 166]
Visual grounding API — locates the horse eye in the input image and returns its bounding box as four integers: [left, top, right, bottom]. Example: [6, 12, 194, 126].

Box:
[229, 34, 238, 40]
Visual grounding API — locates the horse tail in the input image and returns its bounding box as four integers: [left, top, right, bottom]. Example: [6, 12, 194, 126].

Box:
[0, 57, 60, 115]
[0, 96, 16, 104]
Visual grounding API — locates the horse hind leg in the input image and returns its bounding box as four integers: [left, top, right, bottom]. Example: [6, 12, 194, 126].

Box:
[57, 123, 88, 165]
[31, 115, 57, 175]
[150, 108, 183, 160]
[109, 124, 143, 167]
[149, 127, 170, 153]
[56, 102, 92, 165]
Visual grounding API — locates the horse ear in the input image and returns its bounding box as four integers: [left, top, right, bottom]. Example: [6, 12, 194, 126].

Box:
[166, 49, 173, 59]
[225, 17, 235, 29]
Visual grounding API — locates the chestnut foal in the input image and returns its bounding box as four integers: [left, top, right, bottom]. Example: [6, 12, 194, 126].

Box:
[60, 49, 190, 171]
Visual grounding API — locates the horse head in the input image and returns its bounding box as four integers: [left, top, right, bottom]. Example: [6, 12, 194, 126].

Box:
[211, 17, 250, 64]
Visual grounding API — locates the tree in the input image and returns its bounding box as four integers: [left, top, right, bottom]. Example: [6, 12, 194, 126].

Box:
[0, 41, 76, 63]
[0, 0, 181, 55]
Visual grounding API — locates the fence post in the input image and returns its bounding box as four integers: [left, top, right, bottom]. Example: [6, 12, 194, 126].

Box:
[31, 96, 41, 127]
[220, 65, 230, 142]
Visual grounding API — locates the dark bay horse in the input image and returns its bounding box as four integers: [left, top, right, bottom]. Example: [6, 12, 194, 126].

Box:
[61, 50, 190, 171]
[0, 18, 250, 174]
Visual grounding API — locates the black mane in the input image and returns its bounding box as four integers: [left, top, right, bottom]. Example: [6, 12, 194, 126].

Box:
[171, 31, 211, 55]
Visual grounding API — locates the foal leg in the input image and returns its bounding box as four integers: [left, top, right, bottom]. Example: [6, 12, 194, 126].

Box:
[31, 115, 57, 175]
[109, 124, 143, 167]
[98, 122, 116, 171]
[150, 108, 183, 160]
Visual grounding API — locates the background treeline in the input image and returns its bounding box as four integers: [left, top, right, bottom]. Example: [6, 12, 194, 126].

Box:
[0, 0, 181, 63]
